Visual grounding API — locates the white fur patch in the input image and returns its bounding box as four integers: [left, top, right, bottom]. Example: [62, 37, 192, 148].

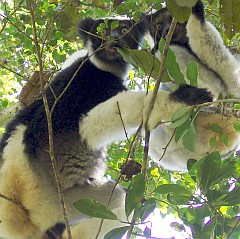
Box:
[2, 124, 27, 166]
[61, 49, 88, 70]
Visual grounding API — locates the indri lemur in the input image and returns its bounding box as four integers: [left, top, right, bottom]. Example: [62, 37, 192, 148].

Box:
[0, 15, 213, 238]
[146, 0, 240, 171]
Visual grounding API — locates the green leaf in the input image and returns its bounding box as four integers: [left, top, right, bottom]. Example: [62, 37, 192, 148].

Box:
[200, 152, 221, 192]
[168, 194, 192, 205]
[233, 121, 240, 132]
[111, 21, 119, 30]
[219, 131, 228, 145]
[155, 184, 192, 196]
[139, 198, 156, 221]
[97, 22, 106, 34]
[169, 106, 192, 128]
[52, 49, 66, 64]
[211, 162, 236, 186]
[198, 204, 211, 218]
[170, 111, 192, 129]
[182, 123, 196, 152]
[174, 109, 198, 148]
[175, 120, 190, 143]
[221, 186, 240, 206]
[234, 103, 240, 109]
[187, 158, 197, 172]
[1, 100, 9, 108]
[118, 48, 171, 82]
[186, 61, 198, 87]
[125, 174, 145, 218]
[210, 136, 217, 149]
[73, 199, 118, 220]
[170, 222, 186, 232]
[210, 124, 221, 133]
[166, 0, 195, 23]
[143, 227, 151, 237]
[117, 48, 137, 67]
[159, 39, 186, 85]
[104, 226, 130, 239]
[171, 106, 192, 122]
[188, 156, 205, 183]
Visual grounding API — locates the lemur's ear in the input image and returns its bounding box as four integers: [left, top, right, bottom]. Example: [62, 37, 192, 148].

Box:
[78, 18, 95, 44]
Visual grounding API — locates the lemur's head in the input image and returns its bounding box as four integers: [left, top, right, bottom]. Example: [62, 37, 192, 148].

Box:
[146, 8, 188, 50]
[78, 17, 148, 64]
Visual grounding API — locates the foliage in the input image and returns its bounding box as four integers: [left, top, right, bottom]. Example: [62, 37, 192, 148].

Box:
[0, 0, 240, 239]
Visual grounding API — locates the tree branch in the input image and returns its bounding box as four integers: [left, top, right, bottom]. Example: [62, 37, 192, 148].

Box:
[27, 1, 72, 238]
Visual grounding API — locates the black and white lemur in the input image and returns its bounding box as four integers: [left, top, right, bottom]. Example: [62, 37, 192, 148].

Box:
[146, 0, 240, 171]
[0, 14, 213, 238]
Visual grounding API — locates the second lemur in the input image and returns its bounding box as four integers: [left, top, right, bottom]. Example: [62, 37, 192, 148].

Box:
[146, 1, 240, 171]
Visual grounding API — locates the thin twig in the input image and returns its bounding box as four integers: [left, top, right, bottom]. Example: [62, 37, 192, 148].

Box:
[0, 193, 28, 214]
[0, 64, 25, 79]
[225, 217, 240, 239]
[27, 1, 72, 238]
[117, 101, 131, 144]
[159, 128, 176, 161]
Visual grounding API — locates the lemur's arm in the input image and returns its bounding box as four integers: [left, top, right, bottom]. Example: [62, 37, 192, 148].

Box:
[187, 0, 240, 96]
[79, 85, 213, 150]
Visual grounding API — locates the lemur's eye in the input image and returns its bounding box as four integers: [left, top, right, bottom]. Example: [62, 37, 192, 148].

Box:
[121, 27, 129, 34]
[156, 23, 162, 30]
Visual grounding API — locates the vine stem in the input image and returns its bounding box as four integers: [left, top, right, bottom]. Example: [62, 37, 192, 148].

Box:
[27, 1, 72, 238]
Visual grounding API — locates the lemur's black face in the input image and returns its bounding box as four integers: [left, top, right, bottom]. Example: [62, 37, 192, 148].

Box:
[147, 8, 188, 47]
[79, 17, 147, 63]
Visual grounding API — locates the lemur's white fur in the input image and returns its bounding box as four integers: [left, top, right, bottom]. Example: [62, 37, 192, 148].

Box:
[61, 49, 88, 70]
[187, 14, 240, 97]
[156, 45, 226, 98]
[80, 90, 186, 150]
[149, 113, 239, 171]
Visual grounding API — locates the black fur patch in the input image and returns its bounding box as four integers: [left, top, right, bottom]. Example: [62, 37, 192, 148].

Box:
[170, 84, 213, 105]
[45, 223, 66, 239]
[192, 0, 205, 23]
